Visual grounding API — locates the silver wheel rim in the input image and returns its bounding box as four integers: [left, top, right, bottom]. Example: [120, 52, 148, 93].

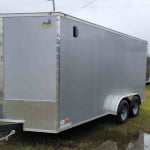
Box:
[133, 101, 139, 115]
[121, 105, 128, 121]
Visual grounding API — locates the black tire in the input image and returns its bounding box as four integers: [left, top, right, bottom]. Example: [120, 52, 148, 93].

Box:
[129, 96, 140, 117]
[116, 100, 129, 124]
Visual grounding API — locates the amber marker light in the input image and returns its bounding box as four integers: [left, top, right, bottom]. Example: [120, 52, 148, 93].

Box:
[65, 118, 70, 121]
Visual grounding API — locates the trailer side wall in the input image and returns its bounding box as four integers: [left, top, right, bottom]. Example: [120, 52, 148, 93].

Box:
[59, 17, 147, 129]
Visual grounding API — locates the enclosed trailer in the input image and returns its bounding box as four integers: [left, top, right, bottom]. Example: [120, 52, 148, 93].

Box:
[146, 56, 150, 84]
[0, 12, 148, 133]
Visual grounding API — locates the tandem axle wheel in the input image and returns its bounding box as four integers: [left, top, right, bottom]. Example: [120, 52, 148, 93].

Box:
[116, 96, 140, 124]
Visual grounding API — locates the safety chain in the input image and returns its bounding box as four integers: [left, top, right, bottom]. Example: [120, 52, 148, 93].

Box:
[0, 130, 15, 141]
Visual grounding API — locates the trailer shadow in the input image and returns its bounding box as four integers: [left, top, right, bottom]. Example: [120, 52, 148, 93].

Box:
[15, 115, 116, 138]
[1, 115, 150, 150]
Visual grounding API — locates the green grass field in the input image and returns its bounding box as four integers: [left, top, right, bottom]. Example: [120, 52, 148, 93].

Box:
[0, 85, 150, 150]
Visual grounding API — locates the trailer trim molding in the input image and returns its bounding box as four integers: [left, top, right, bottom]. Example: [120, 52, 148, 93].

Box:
[23, 128, 59, 134]
[0, 119, 25, 123]
[56, 15, 61, 131]
[5, 99, 56, 102]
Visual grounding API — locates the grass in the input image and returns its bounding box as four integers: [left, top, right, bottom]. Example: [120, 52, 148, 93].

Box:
[0, 85, 150, 150]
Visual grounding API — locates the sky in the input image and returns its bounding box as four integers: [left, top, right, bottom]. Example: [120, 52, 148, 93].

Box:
[0, 0, 150, 54]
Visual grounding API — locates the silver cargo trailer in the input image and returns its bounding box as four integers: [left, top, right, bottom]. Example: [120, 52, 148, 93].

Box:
[0, 12, 148, 133]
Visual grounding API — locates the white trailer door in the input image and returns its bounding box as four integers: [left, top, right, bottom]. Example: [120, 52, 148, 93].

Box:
[4, 16, 57, 101]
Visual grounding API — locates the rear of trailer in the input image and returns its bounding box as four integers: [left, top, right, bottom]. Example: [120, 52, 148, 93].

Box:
[0, 12, 148, 133]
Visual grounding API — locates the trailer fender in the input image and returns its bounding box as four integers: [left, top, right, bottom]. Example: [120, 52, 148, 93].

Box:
[103, 93, 139, 115]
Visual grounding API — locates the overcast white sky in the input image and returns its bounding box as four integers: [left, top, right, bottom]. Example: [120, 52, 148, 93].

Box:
[0, 0, 150, 54]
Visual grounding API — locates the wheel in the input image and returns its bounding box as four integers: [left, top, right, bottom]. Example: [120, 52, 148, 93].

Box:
[116, 100, 129, 124]
[129, 96, 140, 117]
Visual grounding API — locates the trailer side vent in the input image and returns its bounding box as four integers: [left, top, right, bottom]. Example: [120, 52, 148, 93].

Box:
[73, 26, 79, 38]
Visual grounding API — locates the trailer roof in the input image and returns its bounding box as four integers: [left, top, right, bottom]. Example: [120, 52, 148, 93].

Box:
[0, 12, 148, 43]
